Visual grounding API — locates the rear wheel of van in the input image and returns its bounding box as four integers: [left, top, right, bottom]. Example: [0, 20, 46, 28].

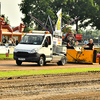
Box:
[16, 60, 22, 66]
[57, 57, 66, 66]
[38, 56, 44, 66]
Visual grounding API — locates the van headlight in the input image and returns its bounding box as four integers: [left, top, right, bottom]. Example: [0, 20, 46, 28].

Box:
[29, 48, 38, 53]
[30, 49, 35, 53]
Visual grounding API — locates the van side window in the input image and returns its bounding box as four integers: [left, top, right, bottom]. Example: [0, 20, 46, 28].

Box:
[46, 36, 51, 45]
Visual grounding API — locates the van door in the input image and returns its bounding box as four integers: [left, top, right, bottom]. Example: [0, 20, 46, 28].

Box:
[43, 36, 52, 61]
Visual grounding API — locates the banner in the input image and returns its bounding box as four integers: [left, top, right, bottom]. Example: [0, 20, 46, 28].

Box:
[55, 9, 62, 32]
[0, 46, 10, 54]
[53, 31, 62, 46]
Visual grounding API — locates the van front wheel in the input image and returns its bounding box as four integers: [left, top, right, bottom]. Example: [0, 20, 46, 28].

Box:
[38, 56, 44, 66]
[16, 60, 22, 66]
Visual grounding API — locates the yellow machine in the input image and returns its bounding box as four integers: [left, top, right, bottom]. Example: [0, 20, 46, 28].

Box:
[67, 47, 95, 64]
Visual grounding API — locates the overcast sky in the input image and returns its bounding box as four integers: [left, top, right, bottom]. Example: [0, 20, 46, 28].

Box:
[0, 0, 23, 26]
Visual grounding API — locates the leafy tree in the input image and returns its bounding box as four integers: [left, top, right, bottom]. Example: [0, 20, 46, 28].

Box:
[62, 26, 72, 34]
[24, 26, 34, 32]
[19, 0, 55, 30]
[88, 0, 100, 30]
[19, 0, 71, 30]
[62, 0, 99, 32]
[19, 0, 99, 32]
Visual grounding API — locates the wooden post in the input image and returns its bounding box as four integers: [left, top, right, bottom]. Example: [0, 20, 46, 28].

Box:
[10, 34, 13, 42]
[0, 21, 2, 43]
[19, 35, 22, 42]
[19, 23, 22, 33]
[99, 57, 100, 64]
[19, 23, 23, 42]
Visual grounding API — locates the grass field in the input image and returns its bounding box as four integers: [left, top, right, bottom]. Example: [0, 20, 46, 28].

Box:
[0, 68, 100, 78]
[0, 54, 13, 60]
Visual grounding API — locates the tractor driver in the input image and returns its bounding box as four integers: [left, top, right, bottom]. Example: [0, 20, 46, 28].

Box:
[67, 37, 74, 49]
[67, 37, 71, 47]
[82, 39, 94, 50]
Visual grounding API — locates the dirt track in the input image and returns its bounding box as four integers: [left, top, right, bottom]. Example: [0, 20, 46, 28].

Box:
[0, 72, 100, 100]
[0, 60, 100, 100]
[0, 60, 100, 71]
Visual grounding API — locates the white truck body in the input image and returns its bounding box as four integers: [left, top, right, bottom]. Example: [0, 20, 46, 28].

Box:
[14, 31, 67, 66]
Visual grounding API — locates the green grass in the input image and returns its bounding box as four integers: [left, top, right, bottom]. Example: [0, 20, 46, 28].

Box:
[0, 68, 100, 78]
[0, 54, 13, 60]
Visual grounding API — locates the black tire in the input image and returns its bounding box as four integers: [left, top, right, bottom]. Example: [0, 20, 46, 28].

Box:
[44, 62, 47, 65]
[16, 60, 22, 66]
[93, 50, 97, 63]
[38, 56, 44, 66]
[57, 57, 66, 66]
[57, 62, 62, 65]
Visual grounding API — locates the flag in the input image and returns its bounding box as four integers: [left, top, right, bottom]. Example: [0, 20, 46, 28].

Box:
[55, 9, 62, 32]
[48, 15, 53, 34]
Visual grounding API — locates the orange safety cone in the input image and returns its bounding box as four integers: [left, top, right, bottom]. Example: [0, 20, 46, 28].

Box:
[6, 53, 9, 57]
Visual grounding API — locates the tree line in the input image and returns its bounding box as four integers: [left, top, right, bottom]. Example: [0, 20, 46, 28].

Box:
[19, 0, 100, 33]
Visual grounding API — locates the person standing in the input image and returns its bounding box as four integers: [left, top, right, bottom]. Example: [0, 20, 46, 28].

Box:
[84, 39, 87, 44]
[12, 38, 16, 45]
[8, 38, 12, 44]
[2, 37, 7, 44]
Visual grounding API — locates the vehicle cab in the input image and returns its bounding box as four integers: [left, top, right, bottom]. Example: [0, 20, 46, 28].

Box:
[14, 31, 52, 65]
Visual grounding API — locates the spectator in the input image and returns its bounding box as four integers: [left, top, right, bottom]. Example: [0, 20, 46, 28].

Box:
[16, 40, 18, 45]
[5, 41, 8, 47]
[12, 38, 16, 45]
[2, 37, 7, 44]
[75, 41, 79, 46]
[8, 38, 12, 44]
[84, 39, 87, 44]
[84, 39, 88, 44]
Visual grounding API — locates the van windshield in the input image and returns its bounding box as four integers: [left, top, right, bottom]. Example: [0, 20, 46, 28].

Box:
[20, 35, 44, 45]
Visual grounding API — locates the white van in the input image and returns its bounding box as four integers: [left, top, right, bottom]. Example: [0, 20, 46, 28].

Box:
[14, 31, 67, 66]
